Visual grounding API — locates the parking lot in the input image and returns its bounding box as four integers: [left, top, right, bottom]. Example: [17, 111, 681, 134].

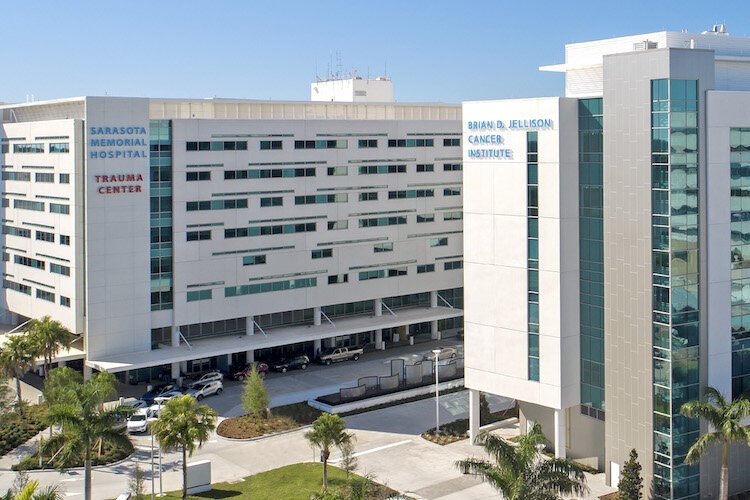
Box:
[120, 339, 463, 419]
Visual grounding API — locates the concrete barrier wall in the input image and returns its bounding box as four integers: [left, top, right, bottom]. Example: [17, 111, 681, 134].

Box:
[390, 359, 405, 381]
[380, 374, 400, 390]
[358, 376, 379, 389]
[340, 385, 367, 400]
[404, 362, 423, 385]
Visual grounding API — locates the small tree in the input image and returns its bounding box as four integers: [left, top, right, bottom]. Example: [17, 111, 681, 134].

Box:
[241, 366, 270, 419]
[618, 449, 643, 500]
[128, 463, 146, 500]
[305, 413, 353, 490]
[150, 395, 217, 500]
[0, 336, 36, 419]
[340, 438, 358, 477]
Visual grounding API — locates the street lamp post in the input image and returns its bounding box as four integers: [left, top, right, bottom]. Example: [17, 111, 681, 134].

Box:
[151, 423, 155, 500]
[432, 349, 441, 433]
[158, 400, 163, 496]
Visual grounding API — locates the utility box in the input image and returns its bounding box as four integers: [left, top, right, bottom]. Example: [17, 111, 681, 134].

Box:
[187, 460, 211, 495]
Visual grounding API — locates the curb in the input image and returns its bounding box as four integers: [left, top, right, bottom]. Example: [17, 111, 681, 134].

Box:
[215, 423, 312, 442]
[0, 450, 137, 473]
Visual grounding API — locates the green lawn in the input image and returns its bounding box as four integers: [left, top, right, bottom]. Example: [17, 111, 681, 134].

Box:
[160, 462, 397, 500]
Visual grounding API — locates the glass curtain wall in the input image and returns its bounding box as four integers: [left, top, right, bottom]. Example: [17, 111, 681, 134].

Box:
[651, 79, 700, 500]
[527, 131, 540, 381]
[150, 120, 173, 311]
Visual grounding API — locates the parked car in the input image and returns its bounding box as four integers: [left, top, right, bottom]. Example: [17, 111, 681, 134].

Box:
[153, 388, 184, 404]
[126, 410, 150, 434]
[121, 398, 149, 411]
[316, 346, 364, 365]
[141, 383, 180, 404]
[186, 380, 224, 400]
[422, 347, 458, 362]
[191, 370, 223, 384]
[232, 362, 269, 381]
[271, 355, 310, 373]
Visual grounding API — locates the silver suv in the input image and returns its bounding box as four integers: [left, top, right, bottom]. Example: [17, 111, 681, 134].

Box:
[186, 380, 224, 401]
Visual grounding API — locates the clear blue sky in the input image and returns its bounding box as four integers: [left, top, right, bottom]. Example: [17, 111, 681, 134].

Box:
[2, 0, 748, 104]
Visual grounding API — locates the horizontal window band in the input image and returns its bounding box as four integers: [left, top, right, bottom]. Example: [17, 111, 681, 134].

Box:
[211, 190, 294, 197]
[212, 245, 294, 256]
[349, 209, 415, 217]
[211, 134, 293, 138]
[347, 158, 415, 164]
[186, 280, 225, 289]
[407, 230, 463, 238]
[317, 236, 388, 247]
[247, 269, 326, 282]
[349, 259, 416, 271]
[317, 133, 388, 137]
[247, 161, 326, 166]
[317, 185, 387, 192]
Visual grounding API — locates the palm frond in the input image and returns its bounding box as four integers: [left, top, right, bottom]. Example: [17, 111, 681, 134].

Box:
[684, 431, 722, 464]
[680, 400, 722, 428]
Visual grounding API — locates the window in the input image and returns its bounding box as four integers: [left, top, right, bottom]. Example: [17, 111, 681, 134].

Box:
[13, 143, 44, 153]
[416, 164, 434, 172]
[294, 140, 347, 149]
[260, 140, 283, 150]
[225, 168, 315, 179]
[2, 172, 30, 181]
[1, 145, 6, 154]
[50, 203, 69, 214]
[187, 289, 212, 302]
[430, 237, 448, 247]
[186, 199, 248, 211]
[359, 192, 378, 201]
[359, 216, 407, 227]
[444, 188, 461, 196]
[35, 172, 54, 183]
[60, 296, 71, 307]
[312, 249, 333, 259]
[328, 274, 348, 284]
[443, 138, 461, 147]
[358, 139, 378, 148]
[49, 142, 70, 153]
[224, 222, 316, 238]
[50, 263, 70, 276]
[59, 234, 70, 245]
[387, 139, 434, 147]
[242, 255, 266, 266]
[417, 214, 435, 223]
[358, 165, 405, 174]
[4, 279, 31, 295]
[443, 163, 462, 171]
[260, 197, 283, 207]
[295, 194, 347, 205]
[36, 289, 55, 302]
[35, 230, 55, 242]
[59, 173, 70, 184]
[186, 171, 211, 181]
[444, 260, 463, 270]
[186, 230, 211, 241]
[328, 220, 348, 230]
[14, 255, 45, 269]
[186, 141, 247, 151]
[374, 242, 393, 252]
[358, 267, 407, 280]
[443, 211, 462, 221]
[2, 225, 30, 238]
[327, 166, 348, 176]
[417, 264, 435, 273]
[224, 277, 317, 297]
[388, 189, 434, 199]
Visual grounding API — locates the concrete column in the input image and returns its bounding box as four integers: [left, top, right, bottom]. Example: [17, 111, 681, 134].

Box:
[246, 350, 255, 363]
[314, 307, 322, 326]
[171, 362, 180, 381]
[431, 319, 440, 340]
[430, 290, 438, 308]
[375, 298, 383, 316]
[314, 339, 322, 357]
[246, 316, 254, 335]
[375, 329, 383, 350]
[83, 365, 92, 381]
[468, 389, 480, 445]
[226, 353, 232, 367]
[171, 325, 180, 347]
[554, 408, 566, 458]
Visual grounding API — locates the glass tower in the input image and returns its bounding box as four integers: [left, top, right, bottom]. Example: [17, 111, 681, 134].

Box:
[149, 120, 173, 311]
[650, 79, 700, 500]
[527, 131, 540, 381]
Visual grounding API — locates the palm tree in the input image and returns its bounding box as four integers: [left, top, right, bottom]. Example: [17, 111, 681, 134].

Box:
[7, 481, 62, 500]
[455, 424, 588, 500]
[150, 395, 217, 500]
[680, 386, 750, 500]
[26, 317, 74, 378]
[0, 335, 35, 419]
[305, 413, 353, 490]
[44, 371, 130, 500]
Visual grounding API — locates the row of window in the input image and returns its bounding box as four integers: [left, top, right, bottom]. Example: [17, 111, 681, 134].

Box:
[5, 142, 69, 154]
[186, 141, 248, 151]
[224, 167, 316, 179]
[185, 164, 464, 182]
[186, 199, 248, 211]
[182, 138, 460, 153]
[3, 279, 71, 306]
[224, 222, 316, 238]
[1, 172, 70, 183]
[4, 199, 70, 214]
[9, 254, 70, 275]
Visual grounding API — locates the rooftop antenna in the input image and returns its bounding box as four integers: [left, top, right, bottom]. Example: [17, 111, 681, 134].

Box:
[336, 51, 343, 80]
